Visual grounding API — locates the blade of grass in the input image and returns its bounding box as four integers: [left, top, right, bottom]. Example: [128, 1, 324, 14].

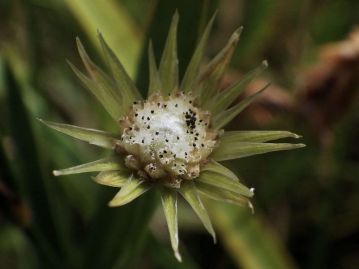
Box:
[65, 0, 143, 77]
[208, 202, 298, 269]
[3, 62, 73, 267]
[82, 191, 157, 269]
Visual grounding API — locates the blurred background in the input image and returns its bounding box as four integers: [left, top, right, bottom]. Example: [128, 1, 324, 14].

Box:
[0, 0, 358, 268]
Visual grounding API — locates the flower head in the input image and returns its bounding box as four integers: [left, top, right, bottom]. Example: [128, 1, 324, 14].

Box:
[119, 91, 218, 185]
[40, 12, 304, 261]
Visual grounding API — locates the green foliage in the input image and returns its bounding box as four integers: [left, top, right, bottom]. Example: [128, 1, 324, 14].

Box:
[0, 0, 357, 268]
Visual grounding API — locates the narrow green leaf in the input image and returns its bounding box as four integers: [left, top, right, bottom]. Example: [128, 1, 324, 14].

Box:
[197, 27, 242, 104]
[4, 63, 71, 267]
[179, 182, 216, 242]
[64, 0, 142, 77]
[38, 119, 119, 149]
[181, 12, 217, 93]
[98, 32, 142, 106]
[148, 40, 162, 96]
[207, 60, 268, 114]
[196, 181, 249, 207]
[75, 38, 125, 120]
[220, 130, 302, 143]
[159, 11, 179, 95]
[93, 170, 129, 187]
[212, 83, 270, 129]
[160, 188, 181, 262]
[53, 156, 125, 176]
[108, 176, 152, 207]
[197, 171, 253, 197]
[212, 141, 306, 162]
[202, 160, 239, 181]
[209, 202, 298, 269]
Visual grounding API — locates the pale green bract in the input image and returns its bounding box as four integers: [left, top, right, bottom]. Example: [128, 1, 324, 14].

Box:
[39, 12, 304, 262]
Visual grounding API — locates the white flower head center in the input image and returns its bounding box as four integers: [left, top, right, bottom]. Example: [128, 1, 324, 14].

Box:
[120, 92, 218, 185]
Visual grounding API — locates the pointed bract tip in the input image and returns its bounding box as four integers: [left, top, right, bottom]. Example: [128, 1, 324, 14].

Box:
[207, 10, 219, 24]
[172, 9, 179, 24]
[97, 31, 108, 45]
[65, 59, 74, 68]
[248, 201, 255, 214]
[174, 9, 179, 17]
[236, 26, 244, 35]
[90, 176, 98, 183]
[148, 39, 153, 51]
[37, 118, 50, 127]
[174, 251, 182, 262]
[255, 82, 271, 96]
[230, 26, 244, 43]
[213, 234, 217, 244]
[76, 37, 85, 52]
[108, 199, 124, 207]
[108, 201, 116, 207]
[250, 187, 255, 194]
[53, 170, 61, 176]
[264, 82, 272, 89]
[297, 143, 306, 148]
[97, 30, 105, 43]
